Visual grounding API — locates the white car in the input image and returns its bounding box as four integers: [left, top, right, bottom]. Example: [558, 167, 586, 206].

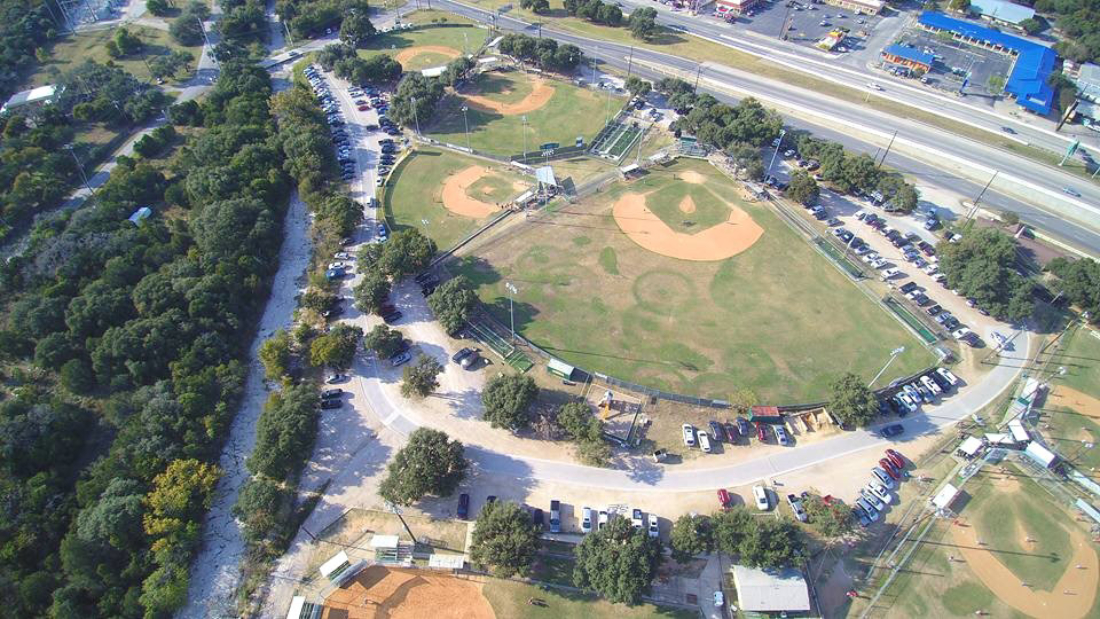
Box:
[868, 480, 893, 504]
[860, 488, 885, 512]
[920, 374, 942, 395]
[752, 485, 770, 511]
[868, 82, 883, 91]
[598, 510, 609, 531]
[952, 327, 972, 340]
[647, 513, 659, 538]
[936, 367, 959, 386]
[632, 508, 644, 529]
[682, 423, 696, 447]
[581, 507, 593, 534]
[699, 431, 712, 453]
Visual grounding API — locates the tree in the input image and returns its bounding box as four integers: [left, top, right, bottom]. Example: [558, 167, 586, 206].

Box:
[353, 270, 391, 315]
[143, 459, 222, 537]
[233, 476, 292, 544]
[827, 372, 879, 428]
[149, 50, 194, 81]
[470, 501, 539, 577]
[259, 329, 291, 380]
[246, 385, 319, 479]
[340, 12, 376, 46]
[938, 227, 1034, 322]
[481, 374, 538, 431]
[1001, 211, 1020, 226]
[573, 517, 663, 604]
[577, 437, 612, 467]
[624, 76, 652, 98]
[390, 72, 445, 129]
[147, 0, 171, 15]
[948, 0, 969, 13]
[426, 276, 476, 335]
[1047, 257, 1100, 323]
[803, 496, 853, 538]
[729, 387, 758, 415]
[629, 7, 660, 40]
[1019, 17, 1042, 35]
[377, 228, 437, 278]
[786, 170, 820, 205]
[378, 428, 468, 505]
[309, 323, 362, 369]
[401, 355, 444, 399]
[987, 73, 1006, 95]
[556, 401, 598, 440]
[171, 2, 210, 46]
[669, 514, 713, 563]
[711, 507, 753, 555]
[738, 518, 805, 568]
[363, 324, 405, 358]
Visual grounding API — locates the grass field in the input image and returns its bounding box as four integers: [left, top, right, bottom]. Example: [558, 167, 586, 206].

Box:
[454, 158, 932, 402]
[30, 24, 198, 86]
[357, 10, 485, 67]
[385, 147, 528, 249]
[427, 69, 622, 156]
[482, 580, 696, 619]
[1039, 327, 1100, 479]
[867, 466, 1099, 618]
[1058, 327, 1100, 397]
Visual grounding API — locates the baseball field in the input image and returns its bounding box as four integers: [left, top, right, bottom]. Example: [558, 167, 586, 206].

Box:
[866, 466, 1100, 618]
[385, 148, 530, 249]
[356, 11, 485, 71]
[1038, 327, 1100, 482]
[427, 68, 622, 156]
[453, 158, 933, 402]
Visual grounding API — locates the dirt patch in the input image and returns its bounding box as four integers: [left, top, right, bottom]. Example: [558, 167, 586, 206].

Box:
[1049, 386, 1100, 421]
[679, 170, 706, 184]
[441, 166, 505, 219]
[463, 77, 555, 116]
[678, 196, 697, 214]
[950, 517, 1099, 618]
[394, 45, 462, 67]
[612, 192, 764, 261]
[323, 566, 495, 619]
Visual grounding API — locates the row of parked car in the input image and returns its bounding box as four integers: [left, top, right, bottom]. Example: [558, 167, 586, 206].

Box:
[853, 448, 908, 526]
[881, 367, 959, 416]
[681, 417, 793, 452]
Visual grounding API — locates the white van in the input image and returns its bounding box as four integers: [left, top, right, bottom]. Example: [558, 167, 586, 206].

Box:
[699, 431, 712, 453]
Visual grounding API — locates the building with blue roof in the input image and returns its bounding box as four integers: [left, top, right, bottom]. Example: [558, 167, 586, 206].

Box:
[918, 11, 1057, 115]
[882, 44, 935, 72]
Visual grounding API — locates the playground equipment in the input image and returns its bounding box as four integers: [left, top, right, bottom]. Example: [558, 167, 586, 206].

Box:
[601, 390, 614, 420]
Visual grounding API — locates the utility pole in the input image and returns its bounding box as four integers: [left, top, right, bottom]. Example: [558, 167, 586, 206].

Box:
[878, 130, 897, 168]
[410, 96, 420, 135]
[767, 129, 786, 176]
[626, 46, 634, 78]
[197, 17, 217, 66]
[967, 171, 998, 220]
[64, 144, 93, 196]
[505, 282, 518, 343]
[462, 105, 471, 151]
[693, 65, 702, 92]
[522, 115, 528, 164]
[385, 502, 418, 545]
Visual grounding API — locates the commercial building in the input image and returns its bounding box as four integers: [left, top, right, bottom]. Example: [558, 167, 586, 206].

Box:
[823, 0, 884, 16]
[918, 12, 1057, 115]
[1, 84, 60, 115]
[967, 0, 1036, 29]
[731, 565, 812, 614]
[881, 44, 935, 73]
[1069, 62, 1100, 128]
[714, 0, 761, 17]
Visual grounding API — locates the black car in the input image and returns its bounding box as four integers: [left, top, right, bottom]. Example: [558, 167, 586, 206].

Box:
[736, 416, 750, 436]
[382, 310, 403, 324]
[421, 284, 435, 296]
[452, 347, 474, 363]
[532, 508, 545, 528]
[414, 271, 434, 284]
[881, 424, 904, 438]
[900, 281, 919, 294]
[457, 493, 470, 519]
[320, 399, 342, 410]
[321, 388, 343, 399]
[708, 420, 724, 442]
[928, 371, 950, 391]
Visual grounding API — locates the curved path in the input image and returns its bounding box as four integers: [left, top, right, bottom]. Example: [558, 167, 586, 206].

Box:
[358, 284, 1030, 490]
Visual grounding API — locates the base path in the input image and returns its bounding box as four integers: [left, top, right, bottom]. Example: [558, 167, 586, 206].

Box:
[950, 516, 1098, 618]
[441, 166, 503, 218]
[462, 77, 555, 115]
[323, 566, 495, 619]
[394, 45, 462, 66]
[612, 191, 764, 261]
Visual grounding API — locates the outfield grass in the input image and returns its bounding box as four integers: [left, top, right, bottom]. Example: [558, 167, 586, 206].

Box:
[427, 69, 622, 156]
[357, 11, 486, 66]
[455, 158, 932, 401]
[1059, 327, 1100, 398]
[31, 25, 199, 86]
[482, 580, 696, 619]
[385, 147, 527, 249]
[1041, 327, 1100, 477]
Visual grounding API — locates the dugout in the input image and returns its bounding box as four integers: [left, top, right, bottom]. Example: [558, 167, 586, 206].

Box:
[547, 358, 576, 380]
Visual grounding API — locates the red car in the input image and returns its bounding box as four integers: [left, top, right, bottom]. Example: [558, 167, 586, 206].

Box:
[756, 422, 767, 442]
[717, 488, 732, 509]
[358, 104, 370, 111]
[879, 458, 900, 480]
[885, 449, 906, 470]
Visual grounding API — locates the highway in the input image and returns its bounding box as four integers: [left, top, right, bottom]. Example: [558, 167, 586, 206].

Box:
[432, 0, 1100, 253]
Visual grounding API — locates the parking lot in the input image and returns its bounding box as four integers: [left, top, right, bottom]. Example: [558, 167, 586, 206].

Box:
[702, 0, 885, 55]
[886, 28, 1015, 97]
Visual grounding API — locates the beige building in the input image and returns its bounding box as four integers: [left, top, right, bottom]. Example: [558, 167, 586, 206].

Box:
[823, 0, 883, 16]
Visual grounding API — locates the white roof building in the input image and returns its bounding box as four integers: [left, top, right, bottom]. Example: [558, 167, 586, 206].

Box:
[1, 84, 60, 114]
[731, 565, 811, 613]
[957, 436, 984, 457]
[932, 483, 960, 510]
[1024, 441, 1058, 468]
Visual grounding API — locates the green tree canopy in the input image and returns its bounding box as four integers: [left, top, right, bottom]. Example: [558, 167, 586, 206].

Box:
[669, 514, 713, 563]
[827, 372, 879, 428]
[379, 428, 468, 505]
[401, 355, 444, 399]
[353, 269, 391, 315]
[363, 324, 405, 358]
[573, 517, 663, 604]
[738, 518, 805, 569]
[309, 323, 362, 369]
[426, 276, 476, 335]
[786, 169, 820, 205]
[938, 227, 1034, 322]
[470, 501, 539, 577]
[259, 329, 292, 380]
[481, 374, 539, 431]
[803, 495, 853, 539]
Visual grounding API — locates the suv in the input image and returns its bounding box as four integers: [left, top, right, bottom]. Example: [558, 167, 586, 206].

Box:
[581, 507, 593, 534]
[682, 424, 696, 447]
[773, 425, 790, 446]
[549, 500, 562, 533]
[753, 485, 770, 510]
[708, 421, 724, 442]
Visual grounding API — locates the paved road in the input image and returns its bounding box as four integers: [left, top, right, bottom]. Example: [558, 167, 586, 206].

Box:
[432, 0, 1100, 253]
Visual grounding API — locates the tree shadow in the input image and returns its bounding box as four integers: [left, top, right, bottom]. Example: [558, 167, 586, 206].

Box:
[485, 298, 540, 336]
[450, 254, 503, 287]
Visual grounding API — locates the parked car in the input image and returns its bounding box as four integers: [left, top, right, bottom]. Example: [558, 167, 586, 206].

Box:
[460, 351, 480, 369]
[872, 467, 896, 488]
[321, 388, 343, 399]
[723, 422, 738, 442]
[581, 507, 593, 534]
[457, 493, 470, 518]
[880, 424, 904, 438]
[880, 458, 901, 479]
[752, 485, 770, 510]
[682, 424, 696, 447]
[717, 488, 732, 509]
[632, 508, 644, 529]
[860, 488, 884, 512]
[597, 510, 609, 531]
[868, 480, 892, 504]
[382, 310, 403, 324]
[452, 347, 474, 363]
[756, 422, 768, 442]
[854, 506, 872, 527]
[327, 373, 348, 384]
[532, 508, 544, 529]
[550, 500, 562, 533]
[855, 497, 879, 521]
[320, 399, 342, 410]
[708, 420, 724, 442]
[787, 493, 808, 522]
[773, 425, 791, 446]
[936, 367, 959, 386]
[736, 417, 750, 436]
[647, 513, 659, 538]
[389, 351, 411, 367]
[699, 431, 712, 453]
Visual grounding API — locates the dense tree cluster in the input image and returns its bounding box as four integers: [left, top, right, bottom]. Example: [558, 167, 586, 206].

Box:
[669, 514, 713, 563]
[937, 227, 1034, 322]
[170, 1, 212, 46]
[0, 0, 59, 101]
[0, 60, 292, 617]
[0, 111, 81, 233]
[390, 71, 445, 129]
[401, 355, 444, 398]
[277, 0, 369, 39]
[711, 508, 805, 568]
[519, 0, 551, 12]
[426, 276, 476, 335]
[357, 228, 437, 278]
[628, 7, 660, 40]
[564, 0, 623, 25]
[379, 428, 469, 505]
[555, 401, 611, 466]
[1034, 0, 1100, 63]
[57, 61, 171, 126]
[315, 43, 403, 85]
[1047, 256, 1100, 322]
[105, 28, 144, 59]
[786, 169, 820, 205]
[339, 12, 377, 46]
[497, 33, 585, 73]
[133, 125, 179, 159]
[802, 495, 853, 538]
[149, 50, 196, 81]
[573, 517, 663, 604]
[795, 135, 919, 211]
[673, 94, 783, 150]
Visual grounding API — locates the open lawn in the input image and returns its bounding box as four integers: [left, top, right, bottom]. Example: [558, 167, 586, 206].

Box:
[862, 466, 1100, 618]
[427, 68, 622, 157]
[1038, 327, 1100, 480]
[385, 147, 529, 249]
[453, 158, 932, 402]
[482, 580, 697, 619]
[30, 25, 198, 86]
[1057, 327, 1100, 398]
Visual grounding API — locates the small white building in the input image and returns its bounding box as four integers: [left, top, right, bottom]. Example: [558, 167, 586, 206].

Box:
[731, 565, 811, 614]
[1, 84, 60, 115]
[1024, 441, 1058, 468]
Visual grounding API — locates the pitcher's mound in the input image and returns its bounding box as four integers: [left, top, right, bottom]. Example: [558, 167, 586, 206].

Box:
[613, 192, 763, 261]
[323, 566, 495, 619]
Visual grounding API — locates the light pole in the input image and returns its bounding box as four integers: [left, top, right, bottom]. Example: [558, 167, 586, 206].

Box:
[384, 501, 417, 544]
[505, 282, 518, 343]
[462, 105, 471, 151]
[869, 346, 906, 388]
[410, 95, 420, 135]
[522, 115, 528, 164]
[767, 129, 786, 176]
[64, 144, 93, 196]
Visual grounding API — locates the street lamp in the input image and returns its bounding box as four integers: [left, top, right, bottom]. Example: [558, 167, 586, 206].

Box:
[410, 95, 420, 135]
[767, 129, 786, 176]
[462, 105, 471, 151]
[505, 282, 518, 343]
[869, 346, 906, 388]
[522, 115, 528, 164]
